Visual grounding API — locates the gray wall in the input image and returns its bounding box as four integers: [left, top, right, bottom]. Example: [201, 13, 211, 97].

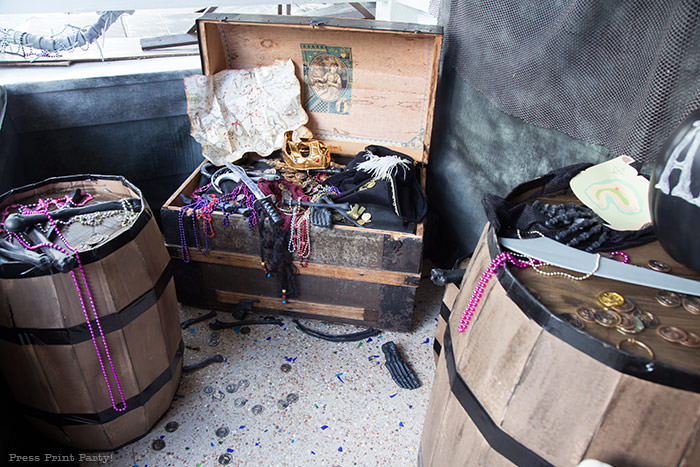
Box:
[1, 70, 203, 217]
[425, 63, 612, 265]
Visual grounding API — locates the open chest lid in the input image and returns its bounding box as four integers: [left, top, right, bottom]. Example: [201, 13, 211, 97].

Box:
[195, 13, 443, 164]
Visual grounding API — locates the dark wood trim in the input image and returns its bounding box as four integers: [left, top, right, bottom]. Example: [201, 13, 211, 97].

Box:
[214, 290, 368, 321]
[166, 245, 421, 287]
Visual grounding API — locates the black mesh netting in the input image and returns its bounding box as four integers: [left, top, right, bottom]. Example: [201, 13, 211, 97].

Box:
[431, 0, 700, 164]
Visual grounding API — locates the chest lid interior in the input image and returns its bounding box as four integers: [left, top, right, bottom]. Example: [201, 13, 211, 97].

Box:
[195, 13, 443, 164]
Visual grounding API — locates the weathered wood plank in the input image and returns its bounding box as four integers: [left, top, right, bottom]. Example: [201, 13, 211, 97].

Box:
[584, 375, 700, 467]
[166, 245, 420, 287]
[499, 331, 622, 466]
[215, 290, 367, 321]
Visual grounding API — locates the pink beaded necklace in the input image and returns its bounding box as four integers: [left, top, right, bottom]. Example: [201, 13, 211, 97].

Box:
[7, 195, 127, 412]
[458, 248, 629, 333]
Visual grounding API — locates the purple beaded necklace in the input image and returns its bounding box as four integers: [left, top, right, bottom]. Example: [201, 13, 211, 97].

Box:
[9, 196, 127, 412]
[177, 184, 258, 263]
[459, 249, 630, 333]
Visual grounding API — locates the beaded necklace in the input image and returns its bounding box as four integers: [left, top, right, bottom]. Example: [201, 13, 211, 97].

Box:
[177, 183, 258, 263]
[5, 194, 130, 412]
[287, 205, 311, 267]
[458, 238, 629, 333]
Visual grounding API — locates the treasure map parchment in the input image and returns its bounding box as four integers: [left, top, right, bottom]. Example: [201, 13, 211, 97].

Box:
[184, 59, 308, 163]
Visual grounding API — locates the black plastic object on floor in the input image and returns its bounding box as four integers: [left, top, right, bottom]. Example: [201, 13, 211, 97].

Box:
[181, 310, 217, 329]
[182, 354, 224, 372]
[230, 299, 259, 320]
[381, 341, 420, 389]
[292, 319, 379, 342]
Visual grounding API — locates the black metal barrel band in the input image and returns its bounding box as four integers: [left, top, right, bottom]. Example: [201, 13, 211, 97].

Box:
[19, 340, 184, 426]
[442, 322, 553, 467]
[0, 262, 173, 346]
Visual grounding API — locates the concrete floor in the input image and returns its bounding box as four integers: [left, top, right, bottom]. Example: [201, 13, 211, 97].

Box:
[83, 274, 443, 467]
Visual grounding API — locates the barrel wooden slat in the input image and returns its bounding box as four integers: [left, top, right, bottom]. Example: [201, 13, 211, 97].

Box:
[0, 341, 61, 412]
[451, 230, 542, 423]
[7, 276, 64, 328]
[421, 355, 454, 464]
[433, 282, 458, 363]
[122, 301, 171, 387]
[584, 375, 700, 466]
[500, 331, 622, 466]
[680, 422, 700, 467]
[158, 280, 184, 359]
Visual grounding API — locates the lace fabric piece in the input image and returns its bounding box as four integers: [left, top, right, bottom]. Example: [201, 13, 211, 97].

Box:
[184, 59, 308, 163]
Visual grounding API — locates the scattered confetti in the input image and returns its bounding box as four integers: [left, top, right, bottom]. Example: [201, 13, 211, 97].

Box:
[367, 338, 373, 342]
[189, 329, 195, 334]
[390, 393, 397, 398]
[321, 425, 328, 430]
[284, 356, 298, 362]
[357, 342, 363, 348]
[266, 337, 272, 341]
[409, 405, 413, 409]
[311, 451, 316, 455]
[338, 447, 343, 452]
[336, 373, 344, 383]
[399, 422, 404, 427]
[226, 448, 234, 453]
[422, 338, 430, 344]
[239, 425, 246, 429]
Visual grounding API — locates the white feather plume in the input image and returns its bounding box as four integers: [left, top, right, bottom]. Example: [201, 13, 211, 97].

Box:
[356, 152, 411, 178]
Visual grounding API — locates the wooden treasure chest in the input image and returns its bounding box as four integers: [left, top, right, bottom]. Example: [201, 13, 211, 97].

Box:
[160, 13, 443, 331]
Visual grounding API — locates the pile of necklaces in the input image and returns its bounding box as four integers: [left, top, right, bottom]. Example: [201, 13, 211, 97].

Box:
[0, 188, 139, 276]
[176, 154, 346, 304]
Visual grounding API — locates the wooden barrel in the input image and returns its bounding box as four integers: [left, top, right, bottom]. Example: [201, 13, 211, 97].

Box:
[421, 221, 700, 467]
[0, 175, 182, 450]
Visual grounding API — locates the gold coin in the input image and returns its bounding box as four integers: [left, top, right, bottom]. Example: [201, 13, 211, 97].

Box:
[612, 298, 636, 314]
[657, 325, 688, 343]
[647, 259, 671, 273]
[656, 291, 681, 308]
[575, 306, 598, 323]
[680, 331, 700, 349]
[682, 296, 700, 315]
[598, 291, 625, 308]
[594, 309, 622, 328]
